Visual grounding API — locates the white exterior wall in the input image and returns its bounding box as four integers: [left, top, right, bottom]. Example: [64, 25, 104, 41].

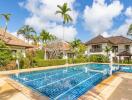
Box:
[86, 43, 107, 56]
[86, 43, 132, 57]
[130, 44, 132, 54]
[9, 46, 26, 58]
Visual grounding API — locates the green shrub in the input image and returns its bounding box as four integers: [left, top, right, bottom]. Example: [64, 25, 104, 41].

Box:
[19, 57, 31, 69]
[68, 56, 88, 64]
[35, 50, 44, 59]
[33, 58, 66, 67]
[0, 40, 12, 67]
[119, 60, 132, 64]
[88, 54, 109, 63]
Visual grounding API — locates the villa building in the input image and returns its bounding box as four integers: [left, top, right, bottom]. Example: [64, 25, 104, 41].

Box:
[85, 35, 132, 60]
[0, 28, 33, 57]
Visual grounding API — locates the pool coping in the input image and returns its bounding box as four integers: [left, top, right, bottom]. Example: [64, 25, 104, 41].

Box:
[0, 62, 132, 76]
[0, 62, 94, 75]
[78, 72, 127, 100]
[5, 76, 49, 100]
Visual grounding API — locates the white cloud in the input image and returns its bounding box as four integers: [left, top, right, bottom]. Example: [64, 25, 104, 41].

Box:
[48, 25, 77, 41]
[125, 7, 132, 18]
[19, 0, 78, 41]
[111, 7, 132, 36]
[83, 0, 123, 35]
[101, 32, 111, 37]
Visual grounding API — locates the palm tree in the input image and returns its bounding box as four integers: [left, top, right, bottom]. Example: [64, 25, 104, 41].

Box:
[70, 39, 81, 58]
[40, 29, 54, 60]
[70, 39, 81, 50]
[30, 33, 40, 45]
[17, 25, 36, 43]
[127, 24, 132, 36]
[56, 3, 72, 58]
[104, 46, 112, 56]
[0, 13, 11, 39]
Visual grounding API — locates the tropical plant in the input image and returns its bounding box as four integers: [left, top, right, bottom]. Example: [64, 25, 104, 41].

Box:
[127, 24, 132, 36]
[104, 46, 112, 56]
[17, 25, 36, 43]
[30, 33, 39, 45]
[89, 54, 109, 63]
[77, 43, 87, 57]
[56, 3, 72, 58]
[70, 39, 81, 57]
[70, 39, 81, 49]
[40, 29, 55, 60]
[0, 13, 11, 39]
[0, 40, 12, 67]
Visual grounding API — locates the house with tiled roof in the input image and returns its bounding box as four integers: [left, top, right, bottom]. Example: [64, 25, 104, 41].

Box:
[85, 35, 132, 60]
[0, 28, 33, 57]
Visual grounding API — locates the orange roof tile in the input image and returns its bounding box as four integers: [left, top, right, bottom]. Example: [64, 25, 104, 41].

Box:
[0, 28, 33, 48]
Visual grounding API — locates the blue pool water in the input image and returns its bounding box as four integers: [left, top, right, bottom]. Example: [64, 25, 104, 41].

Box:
[119, 65, 132, 73]
[10, 64, 131, 100]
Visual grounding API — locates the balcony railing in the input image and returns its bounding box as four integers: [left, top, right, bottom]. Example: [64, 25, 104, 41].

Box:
[90, 48, 102, 52]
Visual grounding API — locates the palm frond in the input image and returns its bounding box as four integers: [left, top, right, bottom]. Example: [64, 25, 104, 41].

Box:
[1, 13, 11, 21]
[127, 24, 132, 35]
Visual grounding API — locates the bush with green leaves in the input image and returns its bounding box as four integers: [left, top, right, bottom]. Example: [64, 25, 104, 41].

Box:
[88, 54, 109, 63]
[34, 50, 44, 59]
[119, 60, 132, 64]
[19, 57, 31, 69]
[0, 40, 12, 66]
[68, 56, 88, 64]
[33, 58, 66, 67]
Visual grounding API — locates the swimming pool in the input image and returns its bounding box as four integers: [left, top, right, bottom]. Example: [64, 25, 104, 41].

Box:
[10, 64, 110, 100]
[119, 65, 132, 73]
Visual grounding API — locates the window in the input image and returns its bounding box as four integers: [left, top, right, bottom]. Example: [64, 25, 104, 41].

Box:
[125, 45, 130, 51]
[91, 44, 102, 52]
[112, 46, 118, 52]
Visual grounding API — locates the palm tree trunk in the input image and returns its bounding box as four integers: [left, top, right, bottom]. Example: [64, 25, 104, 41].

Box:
[62, 21, 65, 59]
[44, 48, 47, 60]
[44, 42, 47, 60]
[3, 22, 8, 41]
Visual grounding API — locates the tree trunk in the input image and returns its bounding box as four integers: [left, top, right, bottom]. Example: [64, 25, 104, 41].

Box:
[62, 21, 65, 59]
[3, 22, 7, 42]
[44, 48, 47, 60]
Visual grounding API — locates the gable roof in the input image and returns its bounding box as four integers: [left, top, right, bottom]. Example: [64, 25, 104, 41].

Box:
[85, 35, 110, 45]
[85, 35, 132, 45]
[46, 39, 70, 51]
[0, 28, 33, 48]
[107, 36, 132, 44]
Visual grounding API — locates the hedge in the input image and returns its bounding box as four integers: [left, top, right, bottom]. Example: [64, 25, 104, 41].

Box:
[88, 54, 109, 63]
[68, 58, 88, 64]
[33, 58, 66, 67]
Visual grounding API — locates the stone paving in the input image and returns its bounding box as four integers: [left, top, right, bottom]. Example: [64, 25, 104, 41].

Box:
[108, 73, 132, 100]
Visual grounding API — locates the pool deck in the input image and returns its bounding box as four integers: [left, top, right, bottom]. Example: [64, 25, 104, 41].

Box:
[79, 72, 132, 100]
[0, 63, 132, 100]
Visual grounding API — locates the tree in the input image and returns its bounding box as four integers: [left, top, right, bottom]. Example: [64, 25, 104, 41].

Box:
[56, 3, 72, 58]
[70, 39, 81, 58]
[127, 24, 132, 36]
[77, 44, 86, 57]
[40, 29, 55, 60]
[17, 25, 36, 43]
[0, 13, 11, 39]
[30, 33, 40, 45]
[104, 46, 112, 56]
[0, 40, 12, 67]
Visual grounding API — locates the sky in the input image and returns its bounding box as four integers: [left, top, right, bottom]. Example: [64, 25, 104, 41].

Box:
[0, 0, 132, 42]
